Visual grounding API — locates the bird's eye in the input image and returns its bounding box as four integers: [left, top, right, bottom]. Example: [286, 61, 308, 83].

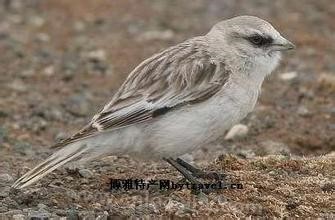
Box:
[247, 34, 272, 47]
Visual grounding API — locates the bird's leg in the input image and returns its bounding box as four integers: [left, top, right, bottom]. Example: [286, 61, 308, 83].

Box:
[164, 157, 225, 194]
[164, 157, 202, 185]
[176, 158, 226, 181]
[164, 157, 209, 194]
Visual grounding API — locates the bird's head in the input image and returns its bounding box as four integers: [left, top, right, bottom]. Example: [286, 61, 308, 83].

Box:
[207, 16, 294, 74]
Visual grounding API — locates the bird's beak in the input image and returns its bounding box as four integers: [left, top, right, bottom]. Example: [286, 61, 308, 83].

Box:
[271, 36, 295, 51]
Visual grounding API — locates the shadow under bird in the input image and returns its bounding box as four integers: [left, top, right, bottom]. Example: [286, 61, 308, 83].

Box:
[12, 16, 295, 190]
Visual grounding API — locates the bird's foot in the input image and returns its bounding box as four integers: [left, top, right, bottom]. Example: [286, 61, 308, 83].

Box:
[164, 157, 226, 194]
[175, 158, 226, 181]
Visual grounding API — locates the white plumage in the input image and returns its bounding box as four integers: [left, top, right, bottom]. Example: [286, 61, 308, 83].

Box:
[12, 15, 294, 189]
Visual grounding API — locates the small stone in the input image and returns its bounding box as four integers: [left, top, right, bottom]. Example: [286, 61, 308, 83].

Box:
[29, 211, 50, 220]
[8, 15, 23, 24]
[298, 86, 314, 99]
[96, 211, 109, 220]
[8, 80, 28, 92]
[12, 214, 25, 220]
[29, 15, 45, 27]
[84, 49, 106, 62]
[297, 105, 310, 117]
[0, 173, 13, 183]
[36, 33, 50, 42]
[318, 73, 335, 91]
[43, 65, 55, 76]
[224, 124, 249, 140]
[20, 69, 35, 78]
[78, 169, 93, 178]
[5, 210, 23, 216]
[73, 21, 86, 32]
[29, 117, 48, 132]
[93, 202, 102, 210]
[197, 192, 208, 204]
[165, 199, 185, 213]
[217, 195, 228, 205]
[37, 203, 47, 210]
[279, 71, 298, 81]
[236, 149, 256, 159]
[257, 141, 291, 156]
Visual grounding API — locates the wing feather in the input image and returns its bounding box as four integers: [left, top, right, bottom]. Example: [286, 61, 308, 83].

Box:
[52, 37, 231, 148]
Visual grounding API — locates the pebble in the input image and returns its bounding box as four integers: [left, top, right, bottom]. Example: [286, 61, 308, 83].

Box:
[12, 214, 25, 220]
[43, 65, 55, 76]
[165, 199, 185, 213]
[236, 149, 256, 159]
[217, 195, 229, 205]
[84, 49, 107, 62]
[96, 211, 109, 220]
[224, 124, 249, 140]
[197, 192, 209, 204]
[29, 210, 50, 220]
[5, 210, 23, 216]
[79, 169, 94, 178]
[318, 73, 335, 91]
[93, 203, 102, 211]
[257, 141, 291, 156]
[29, 15, 45, 27]
[37, 203, 48, 210]
[20, 69, 35, 78]
[0, 173, 13, 183]
[8, 15, 23, 24]
[36, 33, 50, 42]
[297, 105, 310, 117]
[73, 21, 86, 32]
[298, 86, 314, 99]
[279, 71, 298, 81]
[8, 79, 28, 92]
[29, 117, 48, 132]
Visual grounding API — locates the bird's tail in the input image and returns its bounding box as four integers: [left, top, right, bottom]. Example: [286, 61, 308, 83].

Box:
[12, 142, 91, 189]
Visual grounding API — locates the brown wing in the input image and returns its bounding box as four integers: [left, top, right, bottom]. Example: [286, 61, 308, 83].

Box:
[52, 37, 231, 148]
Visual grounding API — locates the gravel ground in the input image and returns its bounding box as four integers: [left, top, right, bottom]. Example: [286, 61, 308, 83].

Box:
[0, 0, 334, 219]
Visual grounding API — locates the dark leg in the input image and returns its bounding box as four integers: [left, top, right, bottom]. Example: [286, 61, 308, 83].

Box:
[164, 157, 225, 194]
[176, 158, 226, 180]
[164, 157, 211, 194]
[164, 157, 202, 185]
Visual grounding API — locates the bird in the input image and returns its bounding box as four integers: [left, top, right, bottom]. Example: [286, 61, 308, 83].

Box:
[12, 15, 295, 190]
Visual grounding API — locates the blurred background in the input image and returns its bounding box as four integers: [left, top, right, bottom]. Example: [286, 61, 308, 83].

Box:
[0, 0, 334, 218]
[0, 0, 333, 158]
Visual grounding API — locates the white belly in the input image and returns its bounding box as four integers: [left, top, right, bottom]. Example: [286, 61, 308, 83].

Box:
[75, 78, 261, 162]
[139, 81, 260, 158]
